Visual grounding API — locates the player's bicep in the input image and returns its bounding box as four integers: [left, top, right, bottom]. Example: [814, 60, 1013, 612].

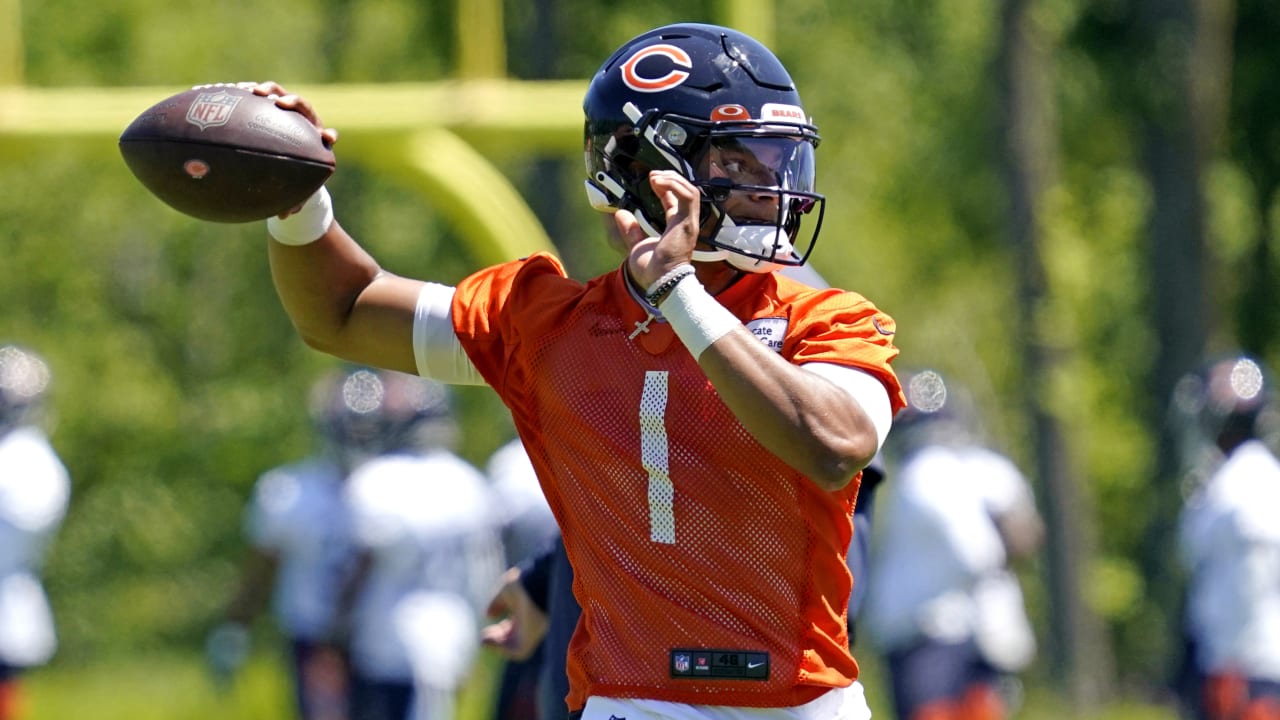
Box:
[335, 271, 425, 374]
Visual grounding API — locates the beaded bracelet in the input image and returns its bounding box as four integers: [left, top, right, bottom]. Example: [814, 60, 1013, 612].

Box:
[645, 264, 696, 307]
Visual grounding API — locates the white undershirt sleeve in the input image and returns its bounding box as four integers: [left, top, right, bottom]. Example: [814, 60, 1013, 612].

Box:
[800, 362, 893, 451]
[412, 283, 486, 385]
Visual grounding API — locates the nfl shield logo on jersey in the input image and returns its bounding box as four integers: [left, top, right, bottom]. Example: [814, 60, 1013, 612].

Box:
[674, 653, 690, 673]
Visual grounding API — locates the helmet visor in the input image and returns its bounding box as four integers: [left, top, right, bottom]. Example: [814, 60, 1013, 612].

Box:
[699, 136, 816, 196]
[693, 135, 824, 266]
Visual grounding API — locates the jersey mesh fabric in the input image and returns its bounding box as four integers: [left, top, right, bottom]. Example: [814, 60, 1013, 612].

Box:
[452, 253, 903, 709]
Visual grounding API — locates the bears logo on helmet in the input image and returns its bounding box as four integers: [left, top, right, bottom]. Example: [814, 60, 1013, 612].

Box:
[620, 44, 693, 93]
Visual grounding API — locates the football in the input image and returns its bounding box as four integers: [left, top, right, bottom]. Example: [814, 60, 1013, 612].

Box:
[119, 85, 335, 223]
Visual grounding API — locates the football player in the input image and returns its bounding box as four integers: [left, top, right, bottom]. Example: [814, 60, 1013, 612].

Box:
[210, 368, 382, 719]
[862, 369, 1043, 720]
[1174, 355, 1280, 720]
[0, 345, 70, 720]
[332, 369, 503, 720]
[255, 22, 903, 720]
[483, 437, 560, 720]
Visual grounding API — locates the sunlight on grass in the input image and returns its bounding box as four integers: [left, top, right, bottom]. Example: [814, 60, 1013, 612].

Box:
[25, 649, 504, 720]
[23, 645, 1181, 720]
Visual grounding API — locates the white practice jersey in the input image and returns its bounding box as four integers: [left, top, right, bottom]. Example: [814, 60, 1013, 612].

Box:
[1179, 439, 1280, 680]
[245, 457, 353, 642]
[485, 438, 558, 568]
[0, 426, 71, 666]
[344, 449, 503, 686]
[863, 443, 1036, 669]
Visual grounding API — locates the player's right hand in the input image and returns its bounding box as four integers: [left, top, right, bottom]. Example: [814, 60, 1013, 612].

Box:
[246, 81, 339, 220]
[248, 81, 339, 149]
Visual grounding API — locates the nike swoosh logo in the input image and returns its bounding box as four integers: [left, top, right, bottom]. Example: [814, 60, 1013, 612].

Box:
[747, 661, 765, 669]
[872, 317, 894, 336]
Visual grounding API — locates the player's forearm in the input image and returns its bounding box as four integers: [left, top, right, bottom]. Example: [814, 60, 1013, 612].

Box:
[658, 272, 884, 489]
[269, 221, 380, 352]
[267, 224, 420, 375]
[698, 333, 880, 491]
[267, 188, 428, 372]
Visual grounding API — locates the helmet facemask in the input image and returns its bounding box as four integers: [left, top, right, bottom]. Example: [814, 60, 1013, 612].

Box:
[688, 129, 824, 272]
[588, 103, 823, 273]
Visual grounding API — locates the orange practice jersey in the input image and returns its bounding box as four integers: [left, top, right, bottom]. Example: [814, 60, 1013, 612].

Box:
[452, 253, 904, 709]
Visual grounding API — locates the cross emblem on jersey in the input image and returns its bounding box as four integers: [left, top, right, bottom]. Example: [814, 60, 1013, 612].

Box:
[630, 313, 655, 339]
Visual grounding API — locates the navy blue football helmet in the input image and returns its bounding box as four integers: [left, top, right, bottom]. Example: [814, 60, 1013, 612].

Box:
[583, 23, 824, 273]
[310, 366, 454, 469]
[885, 368, 980, 458]
[1168, 354, 1280, 495]
[1172, 354, 1277, 451]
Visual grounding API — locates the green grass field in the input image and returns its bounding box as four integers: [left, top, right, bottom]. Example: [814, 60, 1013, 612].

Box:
[22, 649, 503, 720]
[21, 648, 1178, 720]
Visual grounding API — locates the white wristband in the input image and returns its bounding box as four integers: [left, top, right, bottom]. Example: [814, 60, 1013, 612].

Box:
[661, 274, 740, 360]
[267, 186, 334, 246]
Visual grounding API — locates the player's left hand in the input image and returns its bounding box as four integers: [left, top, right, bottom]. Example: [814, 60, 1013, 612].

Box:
[204, 621, 251, 688]
[480, 567, 548, 661]
[617, 170, 701, 289]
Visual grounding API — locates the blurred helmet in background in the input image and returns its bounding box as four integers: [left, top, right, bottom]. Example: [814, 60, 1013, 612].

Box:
[0, 344, 52, 434]
[1170, 354, 1278, 469]
[885, 368, 979, 459]
[310, 366, 456, 470]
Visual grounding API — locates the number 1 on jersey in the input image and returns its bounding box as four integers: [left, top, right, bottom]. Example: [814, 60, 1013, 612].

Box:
[641, 371, 676, 544]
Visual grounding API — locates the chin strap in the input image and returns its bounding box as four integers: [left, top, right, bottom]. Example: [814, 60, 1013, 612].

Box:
[705, 216, 796, 273]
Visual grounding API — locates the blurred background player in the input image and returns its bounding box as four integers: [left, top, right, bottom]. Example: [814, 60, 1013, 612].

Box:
[484, 437, 558, 720]
[334, 368, 504, 720]
[1171, 354, 1280, 720]
[862, 369, 1043, 720]
[845, 453, 884, 650]
[486, 437, 559, 578]
[0, 345, 70, 720]
[209, 367, 397, 720]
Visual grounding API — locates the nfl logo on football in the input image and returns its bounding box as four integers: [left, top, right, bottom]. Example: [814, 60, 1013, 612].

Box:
[186, 92, 241, 131]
